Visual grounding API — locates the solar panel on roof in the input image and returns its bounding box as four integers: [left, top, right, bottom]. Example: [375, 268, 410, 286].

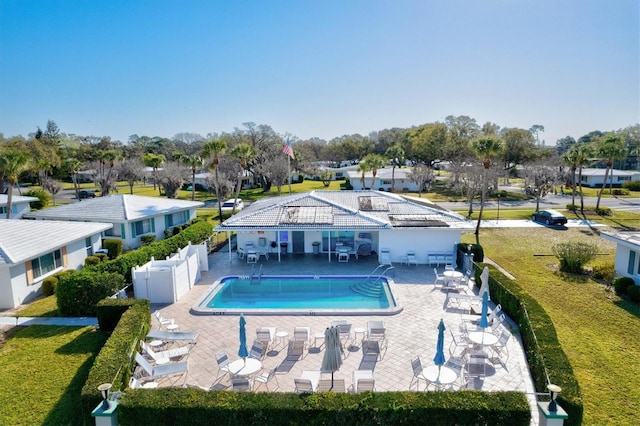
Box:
[281, 206, 333, 224]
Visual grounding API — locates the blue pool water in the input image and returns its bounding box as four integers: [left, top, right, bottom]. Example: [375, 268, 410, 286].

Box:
[195, 275, 399, 314]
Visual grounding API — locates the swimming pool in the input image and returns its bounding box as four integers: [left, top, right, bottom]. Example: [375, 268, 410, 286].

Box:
[192, 275, 402, 315]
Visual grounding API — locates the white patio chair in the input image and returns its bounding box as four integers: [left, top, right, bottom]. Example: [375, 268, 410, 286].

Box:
[367, 320, 386, 343]
[249, 339, 266, 360]
[353, 370, 375, 393]
[231, 376, 252, 392]
[406, 251, 417, 266]
[134, 352, 188, 386]
[449, 329, 471, 358]
[379, 248, 391, 265]
[490, 330, 511, 363]
[292, 326, 311, 349]
[214, 351, 231, 382]
[256, 327, 276, 351]
[434, 269, 446, 287]
[294, 370, 321, 393]
[154, 310, 173, 329]
[409, 356, 428, 391]
[254, 367, 279, 392]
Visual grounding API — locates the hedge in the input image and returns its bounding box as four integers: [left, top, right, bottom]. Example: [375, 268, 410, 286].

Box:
[117, 389, 530, 426]
[475, 264, 583, 425]
[80, 299, 150, 425]
[90, 220, 213, 282]
[57, 271, 125, 316]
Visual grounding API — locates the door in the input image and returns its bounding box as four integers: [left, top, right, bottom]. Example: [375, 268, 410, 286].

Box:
[292, 231, 305, 253]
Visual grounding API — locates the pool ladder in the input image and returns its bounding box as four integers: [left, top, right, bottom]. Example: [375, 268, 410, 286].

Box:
[350, 265, 395, 297]
[250, 264, 263, 285]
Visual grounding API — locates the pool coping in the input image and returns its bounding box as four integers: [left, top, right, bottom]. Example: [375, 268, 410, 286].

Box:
[190, 274, 403, 316]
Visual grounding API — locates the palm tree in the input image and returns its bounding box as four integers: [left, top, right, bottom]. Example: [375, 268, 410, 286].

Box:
[63, 158, 84, 201]
[142, 153, 166, 193]
[0, 148, 30, 218]
[385, 145, 405, 192]
[356, 160, 371, 189]
[595, 134, 627, 210]
[202, 139, 227, 221]
[229, 143, 255, 216]
[562, 149, 578, 208]
[184, 154, 204, 201]
[362, 154, 386, 190]
[572, 144, 593, 214]
[471, 136, 503, 235]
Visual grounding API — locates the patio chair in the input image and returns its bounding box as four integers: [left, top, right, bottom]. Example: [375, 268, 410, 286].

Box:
[406, 251, 417, 266]
[491, 314, 506, 334]
[434, 269, 446, 287]
[287, 339, 306, 360]
[366, 320, 386, 342]
[249, 339, 266, 360]
[449, 329, 471, 358]
[379, 248, 391, 265]
[128, 376, 158, 389]
[293, 326, 311, 348]
[353, 370, 375, 393]
[231, 376, 252, 392]
[294, 370, 321, 393]
[466, 351, 487, 379]
[256, 327, 276, 351]
[331, 321, 353, 347]
[154, 310, 173, 329]
[254, 367, 279, 392]
[214, 351, 231, 382]
[140, 341, 191, 363]
[362, 339, 386, 361]
[444, 357, 470, 391]
[134, 352, 188, 386]
[488, 304, 503, 324]
[490, 330, 511, 363]
[409, 357, 428, 391]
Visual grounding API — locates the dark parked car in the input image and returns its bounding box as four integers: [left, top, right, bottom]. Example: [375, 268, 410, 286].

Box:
[532, 209, 568, 226]
[78, 189, 96, 199]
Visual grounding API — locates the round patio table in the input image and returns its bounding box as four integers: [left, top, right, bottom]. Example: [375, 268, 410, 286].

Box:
[467, 331, 499, 346]
[424, 365, 457, 389]
[228, 358, 262, 377]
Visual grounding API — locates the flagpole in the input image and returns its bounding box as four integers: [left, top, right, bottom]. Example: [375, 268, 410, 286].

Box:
[287, 154, 292, 194]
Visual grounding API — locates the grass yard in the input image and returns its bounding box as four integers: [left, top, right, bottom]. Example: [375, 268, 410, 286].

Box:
[0, 325, 107, 426]
[463, 227, 640, 425]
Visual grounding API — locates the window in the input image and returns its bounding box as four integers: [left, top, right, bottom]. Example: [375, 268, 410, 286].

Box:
[0, 205, 18, 214]
[321, 231, 354, 252]
[31, 249, 63, 280]
[85, 237, 94, 256]
[132, 219, 153, 237]
[629, 251, 638, 275]
[166, 211, 188, 227]
[381, 179, 392, 185]
[617, 176, 630, 182]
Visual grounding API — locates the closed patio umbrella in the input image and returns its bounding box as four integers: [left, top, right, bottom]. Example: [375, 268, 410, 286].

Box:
[479, 266, 490, 300]
[479, 291, 489, 330]
[238, 314, 249, 362]
[433, 319, 446, 382]
[321, 326, 343, 389]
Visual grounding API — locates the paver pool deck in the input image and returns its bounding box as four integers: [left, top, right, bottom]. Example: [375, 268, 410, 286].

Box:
[152, 249, 538, 421]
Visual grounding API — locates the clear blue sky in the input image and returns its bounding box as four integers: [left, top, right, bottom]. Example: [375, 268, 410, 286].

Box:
[1, 0, 638, 145]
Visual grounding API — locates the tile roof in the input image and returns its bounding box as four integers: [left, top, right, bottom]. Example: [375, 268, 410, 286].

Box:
[216, 190, 472, 231]
[24, 194, 204, 222]
[0, 219, 112, 265]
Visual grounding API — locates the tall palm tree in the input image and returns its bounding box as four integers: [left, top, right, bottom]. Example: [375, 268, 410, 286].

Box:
[595, 134, 627, 210]
[562, 149, 578, 208]
[0, 148, 30, 218]
[229, 143, 255, 216]
[362, 154, 386, 190]
[142, 153, 166, 193]
[356, 160, 371, 189]
[202, 139, 227, 221]
[471, 136, 503, 235]
[385, 145, 405, 192]
[63, 158, 84, 201]
[184, 154, 204, 201]
[572, 144, 593, 214]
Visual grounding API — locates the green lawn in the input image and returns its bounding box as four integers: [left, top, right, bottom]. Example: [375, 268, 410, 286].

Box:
[463, 227, 640, 426]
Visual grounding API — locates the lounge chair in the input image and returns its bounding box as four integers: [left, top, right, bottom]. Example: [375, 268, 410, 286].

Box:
[134, 352, 188, 386]
[128, 376, 158, 389]
[146, 330, 199, 343]
[379, 248, 391, 265]
[140, 341, 191, 363]
[294, 370, 321, 393]
[256, 327, 276, 351]
[154, 310, 173, 329]
[231, 376, 252, 392]
[249, 339, 266, 360]
[292, 326, 311, 348]
[331, 321, 352, 346]
[362, 339, 386, 361]
[352, 370, 375, 393]
[287, 339, 306, 360]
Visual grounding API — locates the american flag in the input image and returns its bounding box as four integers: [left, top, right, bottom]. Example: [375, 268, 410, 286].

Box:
[282, 138, 295, 159]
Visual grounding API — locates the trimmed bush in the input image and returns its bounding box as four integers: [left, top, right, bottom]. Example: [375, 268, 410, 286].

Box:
[595, 206, 612, 216]
[613, 276, 635, 295]
[95, 253, 108, 263]
[57, 271, 125, 316]
[41, 276, 58, 296]
[552, 242, 598, 273]
[84, 255, 101, 266]
[102, 238, 123, 259]
[627, 284, 640, 302]
[612, 188, 629, 196]
[622, 180, 640, 191]
[140, 234, 156, 246]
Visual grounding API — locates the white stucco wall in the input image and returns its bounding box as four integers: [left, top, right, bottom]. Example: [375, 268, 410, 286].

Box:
[378, 228, 460, 265]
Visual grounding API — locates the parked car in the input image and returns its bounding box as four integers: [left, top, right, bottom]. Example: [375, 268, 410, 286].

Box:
[78, 189, 97, 199]
[532, 209, 568, 226]
[220, 198, 244, 213]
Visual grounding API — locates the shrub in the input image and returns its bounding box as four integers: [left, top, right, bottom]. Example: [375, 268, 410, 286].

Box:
[595, 207, 612, 216]
[612, 188, 629, 196]
[95, 253, 108, 263]
[57, 271, 125, 316]
[613, 276, 635, 295]
[102, 238, 123, 259]
[41, 276, 58, 296]
[627, 285, 640, 302]
[552, 242, 598, 273]
[24, 189, 50, 210]
[622, 180, 640, 191]
[84, 255, 101, 266]
[590, 262, 615, 282]
[140, 234, 156, 246]
[566, 203, 577, 211]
